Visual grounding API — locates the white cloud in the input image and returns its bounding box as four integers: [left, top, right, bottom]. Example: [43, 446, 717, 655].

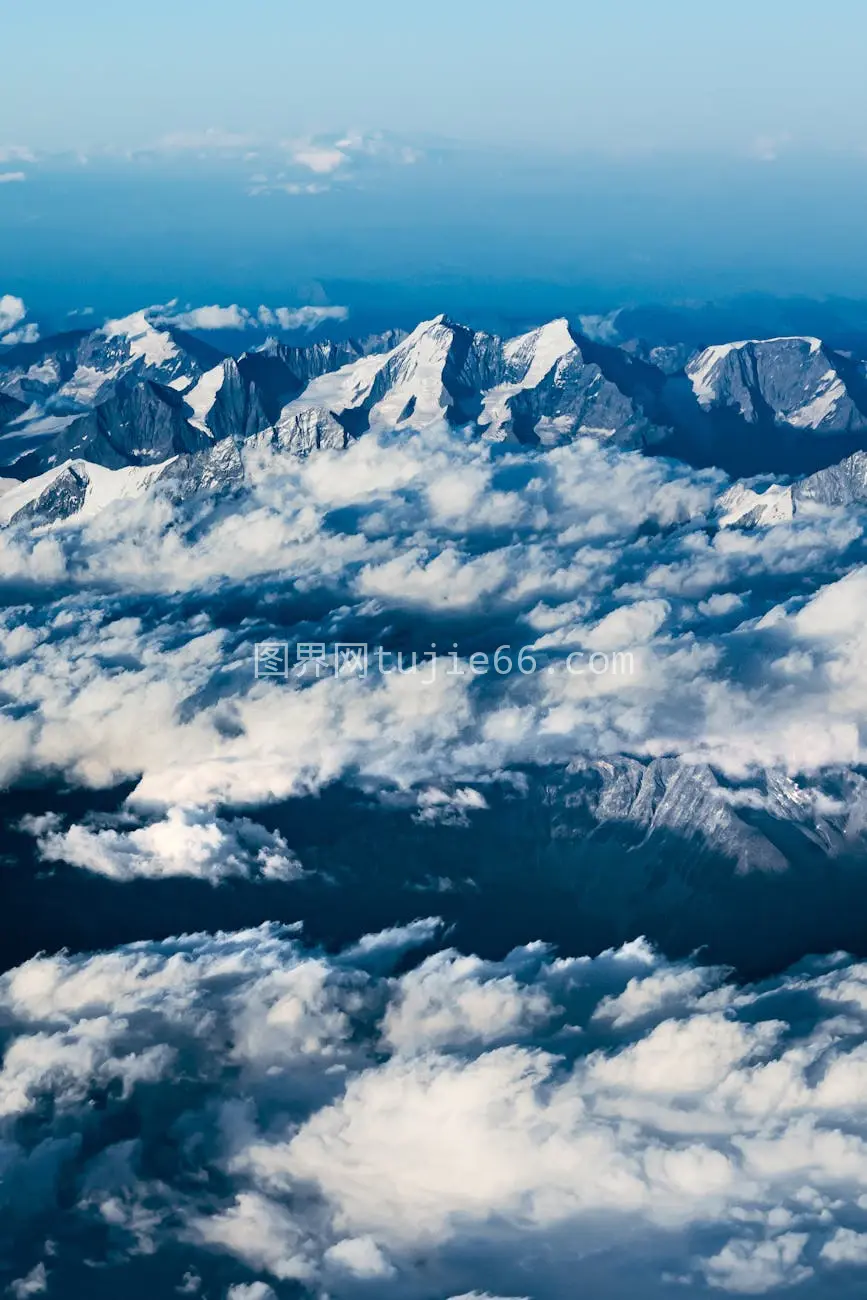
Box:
[698, 591, 744, 617]
[265, 131, 422, 192]
[700, 1233, 812, 1293]
[381, 949, 555, 1053]
[28, 806, 304, 883]
[190, 1192, 315, 1281]
[414, 785, 489, 824]
[0, 170, 26, 184]
[447, 1294, 530, 1300]
[0, 293, 37, 344]
[5, 419, 867, 812]
[8, 1264, 47, 1299]
[583, 598, 671, 651]
[170, 303, 249, 330]
[592, 963, 721, 1029]
[1, 322, 40, 345]
[343, 917, 443, 965]
[0, 293, 26, 333]
[289, 144, 348, 175]
[226, 1285, 275, 1300]
[258, 304, 348, 330]
[323, 1235, 395, 1278]
[821, 1227, 867, 1266]
[155, 302, 348, 332]
[2, 925, 866, 1293]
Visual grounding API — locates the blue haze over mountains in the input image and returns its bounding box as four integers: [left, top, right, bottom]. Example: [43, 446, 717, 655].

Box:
[6, 148, 867, 335]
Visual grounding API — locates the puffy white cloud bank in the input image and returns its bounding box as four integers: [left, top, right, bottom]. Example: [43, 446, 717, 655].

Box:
[1, 423, 867, 818]
[4, 921, 867, 1296]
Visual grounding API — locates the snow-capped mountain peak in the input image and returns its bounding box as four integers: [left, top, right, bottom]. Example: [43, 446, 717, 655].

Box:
[688, 335, 826, 404]
[271, 314, 498, 441]
[101, 310, 180, 369]
[479, 318, 578, 438]
[502, 317, 576, 382]
[685, 335, 863, 433]
[0, 455, 171, 525]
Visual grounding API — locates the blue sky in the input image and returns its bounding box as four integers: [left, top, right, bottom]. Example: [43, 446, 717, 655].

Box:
[3, 0, 867, 326]
[4, 0, 867, 156]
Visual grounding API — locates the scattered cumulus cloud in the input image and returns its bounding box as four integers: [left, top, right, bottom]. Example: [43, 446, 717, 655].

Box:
[154, 302, 348, 332]
[257, 304, 348, 330]
[171, 303, 251, 330]
[226, 1285, 275, 1300]
[284, 132, 420, 175]
[0, 170, 26, 184]
[248, 131, 423, 196]
[288, 144, 349, 175]
[0, 294, 27, 333]
[23, 806, 304, 884]
[8, 1264, 48, 1299]
[1, 322, 40, 345]
[323, 1235, 395, 1278]
[0, 293, 39, 344]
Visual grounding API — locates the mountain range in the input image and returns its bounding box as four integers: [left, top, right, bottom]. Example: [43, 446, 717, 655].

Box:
[6, 311, 867, 528]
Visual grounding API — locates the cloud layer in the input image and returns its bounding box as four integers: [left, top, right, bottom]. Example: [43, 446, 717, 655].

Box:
[2, 422, 866, 821]
[4, 921, 867, 1296]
